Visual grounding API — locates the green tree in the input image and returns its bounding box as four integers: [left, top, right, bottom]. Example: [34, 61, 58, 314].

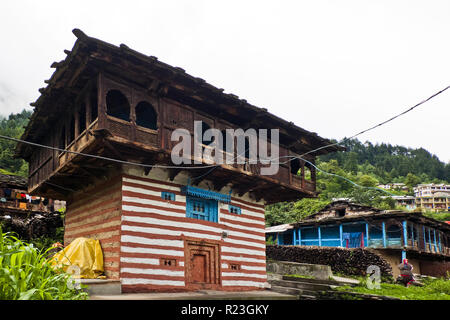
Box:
[404, 173, 421, 189]
[0, 109, 32, 177]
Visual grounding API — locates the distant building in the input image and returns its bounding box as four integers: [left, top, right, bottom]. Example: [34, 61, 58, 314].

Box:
[414, 184, 450, 212]
[0, 172, 62, 214]
[390, 195, 416, 210]
[266, 200, 450, 277]
[377, 183, 409, 191]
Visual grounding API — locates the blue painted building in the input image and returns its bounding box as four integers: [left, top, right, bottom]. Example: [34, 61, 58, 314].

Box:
[266, 201, 450, 277]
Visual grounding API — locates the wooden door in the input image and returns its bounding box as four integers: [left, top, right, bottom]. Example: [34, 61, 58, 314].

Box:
[185, 240, 220, 290]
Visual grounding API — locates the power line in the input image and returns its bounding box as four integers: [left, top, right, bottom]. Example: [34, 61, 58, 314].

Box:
[1, 85, 448, 175]
[296, 85, 450, 158]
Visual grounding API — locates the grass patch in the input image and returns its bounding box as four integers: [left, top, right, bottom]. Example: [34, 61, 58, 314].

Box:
[335, 277, 450, 300]
[284, 274, 316, 280]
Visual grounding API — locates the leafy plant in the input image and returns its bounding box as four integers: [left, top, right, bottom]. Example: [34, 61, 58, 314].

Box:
[0, 228, 88, 300]
[335, 276, 450, 300]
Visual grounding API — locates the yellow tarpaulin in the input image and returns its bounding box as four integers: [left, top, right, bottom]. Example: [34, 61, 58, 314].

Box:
[50, 237, 104, 279]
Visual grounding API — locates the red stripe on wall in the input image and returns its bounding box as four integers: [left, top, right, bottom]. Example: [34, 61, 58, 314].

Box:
[121, 241, 184, 252]
[120, 251, 185, 261]
[65, 215, 121, 233]
[123, 190, 185, 207]
[123, 181, 183, 196]
[120, 273, 185, 281]
[120, 262, 185, 272]
[220, 209, 265, 223]
[123, 174, 182, 189]
[121, 203, 185, 214]
[221, 260, 266, 267]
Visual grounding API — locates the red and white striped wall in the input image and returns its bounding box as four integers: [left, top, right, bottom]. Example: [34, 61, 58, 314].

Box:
[119, 170, 267, 293]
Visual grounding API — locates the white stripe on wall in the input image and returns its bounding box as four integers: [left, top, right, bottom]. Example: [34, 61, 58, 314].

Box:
[120, 257, 160, 265]
[220, 220, 264, 233]
[221, 246, 266, 257]
[121, 246, 184, 257]
[121, 267, 184, 277]
[241, 265, 266, 271]
[220, 212, 265, 226]
[223, 237, 265, 249]
[221, 255, 266, 264]
[122, 204, 186, 218]
[123, 215, 222, 234]
[121, 278, 185, 286]
[121, 235, 184, 247]
[222, 280, 266, 287]
[121, 224, 221, 241]
[123, 177, 181, 192]
[222, 272, 267, 279]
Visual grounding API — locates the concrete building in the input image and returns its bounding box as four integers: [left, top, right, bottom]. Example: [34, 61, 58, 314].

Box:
[414, 184, 450, 212]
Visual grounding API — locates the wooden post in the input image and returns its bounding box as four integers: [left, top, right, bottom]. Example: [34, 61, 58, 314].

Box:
[318, 226, 322, 247]
[433, 229, 438, 253]
[402, 250, 407, 261]
[293, 228, 297, 245]
[382, 222, 387, 248]
[365, 223, 369, 247]
[428, 228, 432, 252]
[423, 226, 426, 251]
[438, 232, 442, 253]
[403, 220, 408, 247]
[298, 228, 302, 246]
[339, 224, 343, 247]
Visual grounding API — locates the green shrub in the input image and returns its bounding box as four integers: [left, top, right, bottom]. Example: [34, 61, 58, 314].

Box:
[0, 228, 88, 300]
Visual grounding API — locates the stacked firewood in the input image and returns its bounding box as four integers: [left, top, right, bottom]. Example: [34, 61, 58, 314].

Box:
[0, 212, 63, 240]
[266, 245, 393, 277]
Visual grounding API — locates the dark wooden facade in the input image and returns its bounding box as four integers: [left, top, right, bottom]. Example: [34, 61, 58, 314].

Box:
[17, 29, 340, 205]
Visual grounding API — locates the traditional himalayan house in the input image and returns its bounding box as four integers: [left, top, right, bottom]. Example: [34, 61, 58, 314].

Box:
[266, 201, 450, 277]
[15, 29, 340, 293]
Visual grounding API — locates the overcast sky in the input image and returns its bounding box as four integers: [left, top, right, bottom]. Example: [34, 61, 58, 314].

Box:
[0, 1, 449, 162]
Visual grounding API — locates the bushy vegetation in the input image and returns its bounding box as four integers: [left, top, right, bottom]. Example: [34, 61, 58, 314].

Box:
[336, 276, 450, 300]
[0, 228, 87, 300]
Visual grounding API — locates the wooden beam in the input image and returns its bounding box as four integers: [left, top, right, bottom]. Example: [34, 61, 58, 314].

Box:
[167, 168, 183, 181]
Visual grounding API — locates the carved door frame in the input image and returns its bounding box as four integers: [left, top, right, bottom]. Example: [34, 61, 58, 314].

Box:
[184, 238, 221, 290]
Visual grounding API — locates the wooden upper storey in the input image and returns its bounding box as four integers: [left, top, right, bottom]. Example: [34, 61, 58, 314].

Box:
[16, 29, 341, 204]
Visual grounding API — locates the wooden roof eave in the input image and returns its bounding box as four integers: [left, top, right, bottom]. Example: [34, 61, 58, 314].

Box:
[18, 28, 340, 159]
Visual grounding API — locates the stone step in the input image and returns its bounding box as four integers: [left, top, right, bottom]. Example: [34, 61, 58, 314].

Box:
[269, 279, 333, 292]
[80, 279, 121, 295]
[300, 294, 318, 300]
[282, 275, 344, 286]
[269, 285, 303, 297]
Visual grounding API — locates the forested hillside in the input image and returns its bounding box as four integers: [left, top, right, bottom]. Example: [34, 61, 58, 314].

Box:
[0, 109, 31, 177]
[320, 139, 450, 184]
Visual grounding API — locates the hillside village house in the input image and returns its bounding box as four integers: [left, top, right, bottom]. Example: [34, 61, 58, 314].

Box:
[16, 29, 340, 293]
[266, 201, 450, 277]
[414, 184, 450, 212]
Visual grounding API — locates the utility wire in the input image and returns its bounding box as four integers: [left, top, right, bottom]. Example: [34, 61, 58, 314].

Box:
[1, 85, 448, 176]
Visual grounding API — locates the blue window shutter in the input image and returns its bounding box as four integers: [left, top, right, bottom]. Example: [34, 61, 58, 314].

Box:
[186, 196, 218, 223]
[161, 192, 175, 201]
[229, 205, 241, 215]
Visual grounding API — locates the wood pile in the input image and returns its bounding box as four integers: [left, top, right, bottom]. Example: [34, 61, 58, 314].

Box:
[267, 245, 393, 277]
[0, 212, 63, 240]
